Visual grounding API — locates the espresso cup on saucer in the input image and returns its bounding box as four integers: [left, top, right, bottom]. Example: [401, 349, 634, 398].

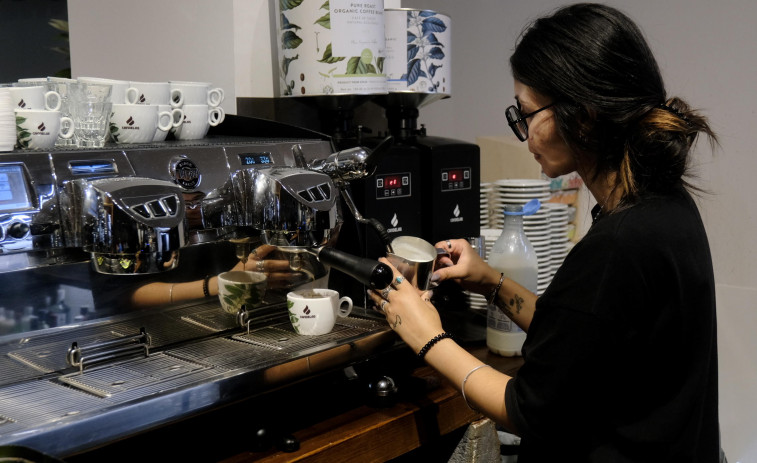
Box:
[286, 288, 353, 335]
[172, 104, 224, 140]
[129, 81, 182, 108]
[169, 81, 224, 107]
[15, 109, 74, 150]
[8, 86, 62, 111]
[109, 104, 173, 144]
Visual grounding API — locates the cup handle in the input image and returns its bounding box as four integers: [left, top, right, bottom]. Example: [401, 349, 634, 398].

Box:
[170, 88, 183, 108]
[125, 87, 139, 104]
[45, 91, 62, 112]
[337, 296, 353, 317]
[207, 88, 224, 107]
[157, 111, 173, 132]
[59, 116, 75, 139]
[208, 107, 224, 126]
[171, 108, 184, 127]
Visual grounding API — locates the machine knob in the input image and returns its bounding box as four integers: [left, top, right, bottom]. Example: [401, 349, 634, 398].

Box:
[7, 222, 30, 239]
[368, 375, 399, 408]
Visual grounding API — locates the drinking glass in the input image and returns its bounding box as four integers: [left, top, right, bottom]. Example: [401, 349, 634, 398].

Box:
[71, 101, 112, 148]
[69, 82, 112, 104]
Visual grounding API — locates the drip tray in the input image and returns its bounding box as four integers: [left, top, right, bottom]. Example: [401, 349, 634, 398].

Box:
[232, 316, 386, 354]
[58, 352, 215, 399]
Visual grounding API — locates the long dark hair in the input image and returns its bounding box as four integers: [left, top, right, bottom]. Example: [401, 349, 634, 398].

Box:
[510, 3, 716, 207]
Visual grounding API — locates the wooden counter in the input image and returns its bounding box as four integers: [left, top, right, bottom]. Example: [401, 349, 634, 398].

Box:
[222, 343, 524, 463]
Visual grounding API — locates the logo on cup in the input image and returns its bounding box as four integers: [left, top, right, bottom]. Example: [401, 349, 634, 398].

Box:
[126, 116, 135, 126]
[137, 94, 146, 103]
[18, 99, 27, 108]
[37, 122, 45, 131]
[303, 306, 310, 315]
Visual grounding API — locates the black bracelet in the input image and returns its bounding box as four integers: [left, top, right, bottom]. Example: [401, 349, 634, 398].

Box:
[417, 332, 454, 361]
[202, 275, 211, 298]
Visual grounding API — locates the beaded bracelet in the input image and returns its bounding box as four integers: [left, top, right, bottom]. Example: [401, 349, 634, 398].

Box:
[202, 275, 211, 298]
[487, 273, 506, 305]
[417, 332, 453, 361]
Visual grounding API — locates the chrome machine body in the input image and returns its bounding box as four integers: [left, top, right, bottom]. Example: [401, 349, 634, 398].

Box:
[0, 116, 398, 460]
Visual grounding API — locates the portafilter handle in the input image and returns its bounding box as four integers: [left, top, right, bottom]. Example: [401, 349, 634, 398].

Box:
[317, 247, 393, 290]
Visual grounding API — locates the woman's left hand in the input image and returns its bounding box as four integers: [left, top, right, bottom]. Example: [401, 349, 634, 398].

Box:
[368, 258, 446, 353]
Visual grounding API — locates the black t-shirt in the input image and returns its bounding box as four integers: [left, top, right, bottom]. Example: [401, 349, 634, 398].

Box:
[505, 188, 720, 462]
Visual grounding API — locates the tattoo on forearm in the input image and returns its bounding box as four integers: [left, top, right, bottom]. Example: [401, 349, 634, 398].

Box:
[497, 293, 525, 318]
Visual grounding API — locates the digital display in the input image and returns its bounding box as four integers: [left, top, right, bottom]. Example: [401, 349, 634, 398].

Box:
[239, 152, 274, 166]
[385, 176, 401, 188]
[441, 167, 471, 192]
[376, 172, 411, 199]
[448, 170, 464, 182]
[0, 165, 32, 212]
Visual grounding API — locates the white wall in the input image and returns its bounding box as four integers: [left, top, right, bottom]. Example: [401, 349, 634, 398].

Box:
[68, 0, 277, 115]
[407, 1, 757, 461]
[67, 0, 757, 460]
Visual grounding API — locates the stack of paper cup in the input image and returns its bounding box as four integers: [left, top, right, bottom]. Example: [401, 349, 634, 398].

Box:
[0, 88, 16, 151]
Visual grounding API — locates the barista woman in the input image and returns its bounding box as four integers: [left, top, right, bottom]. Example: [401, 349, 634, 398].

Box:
[369, 4, 720, 461]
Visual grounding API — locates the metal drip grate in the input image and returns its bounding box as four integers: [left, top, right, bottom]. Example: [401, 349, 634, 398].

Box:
[59, 352, 214, 398]
[7, 330, 128, 374]
[166, 337, 290, 371]
[0, 380, 107, 435]
[180, 307, 239, 332]
[232, 316, 386, 352]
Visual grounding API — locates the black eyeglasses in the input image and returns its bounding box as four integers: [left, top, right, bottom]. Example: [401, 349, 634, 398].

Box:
[505, 102, 555, 141]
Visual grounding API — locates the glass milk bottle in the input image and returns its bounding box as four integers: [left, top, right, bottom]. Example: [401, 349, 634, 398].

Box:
[486, 203, 538, 356]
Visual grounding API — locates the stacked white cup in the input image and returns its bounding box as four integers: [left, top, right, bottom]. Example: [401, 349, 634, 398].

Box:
[0, 87, 16, 151]
[10, 79, 76, 150]
[169, 81, 225, 140]
[124, 81, 184, 142]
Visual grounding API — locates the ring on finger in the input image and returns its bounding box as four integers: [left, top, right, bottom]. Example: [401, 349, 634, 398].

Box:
[379, 300, 388, 313]
[251, 248, 258, 257]
[394, 276, 404, 285]
[446, 240, 452, 249]
[380, 287, 392, 299]
[256, 260, 265, 272]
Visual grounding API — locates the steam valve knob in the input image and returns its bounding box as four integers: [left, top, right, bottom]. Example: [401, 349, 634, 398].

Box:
[7, 222, 30, 239]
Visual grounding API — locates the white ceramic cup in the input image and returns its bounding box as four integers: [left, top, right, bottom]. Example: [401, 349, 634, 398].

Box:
[172, 104, 224, 140]
[217, 271, 267, 314]
[153, 105, 183, 142]
[14, 109, 74, 150]
[286, 288, 353, 335]
[8, 86, 62, 111]
[169, 81, 224, 107]
[129, 81, 182, 108]
[109, 104, 173, 144]
[78, 77, 138, 105]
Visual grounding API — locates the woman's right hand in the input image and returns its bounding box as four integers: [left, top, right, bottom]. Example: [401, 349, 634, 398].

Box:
[432, 238, 502, 297]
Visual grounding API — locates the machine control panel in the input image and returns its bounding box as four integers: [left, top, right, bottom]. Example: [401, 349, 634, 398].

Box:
[440, 167, 472, 192]
[375, 172, 411, 199]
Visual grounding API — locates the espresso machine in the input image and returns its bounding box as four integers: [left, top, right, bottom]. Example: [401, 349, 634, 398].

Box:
[0, 115, 415, 461]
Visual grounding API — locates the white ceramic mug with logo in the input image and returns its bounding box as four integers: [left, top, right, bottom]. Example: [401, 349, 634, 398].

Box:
[78, 77, 139, 105]
[129, 81, 182, 108]
[109, 104, 173, 144]
[9, 86, 62, 111]
[169, 81, 224, 107]
[14, 109, 74, 149]
[286, 288, 353, 335]
[172, 104, 224, 140]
